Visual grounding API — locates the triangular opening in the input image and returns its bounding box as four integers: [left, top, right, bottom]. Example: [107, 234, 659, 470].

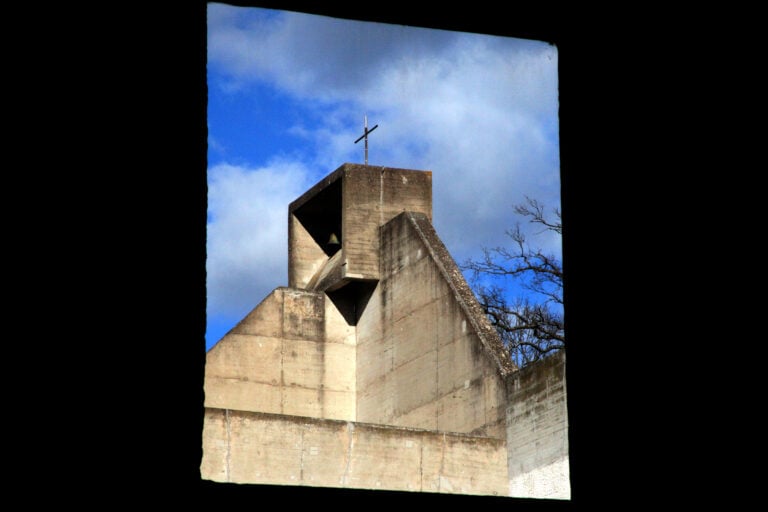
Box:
[326, 280, 377, 325]
[293, 178, 342, 257]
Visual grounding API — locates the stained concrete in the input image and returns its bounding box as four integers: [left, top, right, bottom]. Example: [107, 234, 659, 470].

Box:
[202, 163, 570, 499]
[356, 211, 510, 439]
[506, 349, 569, 499]
[205, 287, 356, 421]
[202, 409, 508, 497]
[289, 164, 432, 289]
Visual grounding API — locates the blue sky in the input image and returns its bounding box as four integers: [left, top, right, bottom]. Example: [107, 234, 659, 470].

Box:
[205, 3, 561, 351]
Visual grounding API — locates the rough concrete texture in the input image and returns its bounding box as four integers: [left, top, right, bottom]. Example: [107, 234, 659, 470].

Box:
[356, 211, 510, 439]
[202, 409, 508, 497]
[289, 164, 432, 289]
[205, 287, 356, 421]
[306, 249, 344, 292]
[288, 214, 329, 290]
[506, 350, 570, 499]
[202, 164, 569, 499]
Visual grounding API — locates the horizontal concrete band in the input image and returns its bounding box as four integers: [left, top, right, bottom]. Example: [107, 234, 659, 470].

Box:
[201, 408, 509, 497]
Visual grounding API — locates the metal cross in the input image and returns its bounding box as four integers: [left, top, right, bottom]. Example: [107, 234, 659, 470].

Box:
[354, 115, 378, 165]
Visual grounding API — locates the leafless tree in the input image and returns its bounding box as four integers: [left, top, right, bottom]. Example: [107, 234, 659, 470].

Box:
[462, 196, 564, 368]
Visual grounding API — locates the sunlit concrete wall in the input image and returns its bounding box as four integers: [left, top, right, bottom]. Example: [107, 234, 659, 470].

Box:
[289, 164, 433, 288]
[342, 164, 433, 280]
[288, 215, 329, 290]
[204, 287, 356, 421]
[506, 350, 570, 499]
[202, 165, 570, 499]
[356, 212, 514, 438]
[201, 409, 509, 497]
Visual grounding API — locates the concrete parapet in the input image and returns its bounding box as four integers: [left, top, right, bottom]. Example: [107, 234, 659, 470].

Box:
[506, 350, 570, 499]
[201, 408, 509, 497]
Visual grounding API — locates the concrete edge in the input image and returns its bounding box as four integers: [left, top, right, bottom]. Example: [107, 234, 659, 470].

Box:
[401, 211, 517, 378]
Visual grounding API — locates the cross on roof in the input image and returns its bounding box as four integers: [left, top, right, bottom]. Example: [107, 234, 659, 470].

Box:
[354, 115, 378, 165]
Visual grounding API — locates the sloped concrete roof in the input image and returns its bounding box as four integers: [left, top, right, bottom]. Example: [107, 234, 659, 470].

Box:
[402, 211, 517, 378]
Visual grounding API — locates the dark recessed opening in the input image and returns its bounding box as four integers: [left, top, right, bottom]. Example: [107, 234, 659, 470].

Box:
[326, 280, 377, 325]
[293, 179, 342, 257]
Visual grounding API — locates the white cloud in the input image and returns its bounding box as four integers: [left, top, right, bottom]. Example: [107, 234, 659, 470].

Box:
[206, 160, 312, 317]
[206, 4, 561, 340]
[280, 30, 561, 262]
[207, 3, 461, 100]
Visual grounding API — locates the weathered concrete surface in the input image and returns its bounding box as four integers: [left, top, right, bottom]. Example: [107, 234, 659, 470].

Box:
[288, 214, 329, 290]
[205, 287, 356, 421]
[201, 408, 508, 497]
[506, 350, 570, 499]
[306, 249, 344, 292]
[356, 211, 512, 439]
[203, 165, 570, 500]
[289, 164, 432, 291]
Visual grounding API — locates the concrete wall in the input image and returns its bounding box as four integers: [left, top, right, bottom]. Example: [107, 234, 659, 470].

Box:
[289, 164, 433, 290]
[356, 212, 512, 439]
[342, 164, 432, 281]
[204, 287, 356, 421]
[201, 408, 509, 497]
[288, 214, 329, 290]
[506, 350, 570, 499]
[203, 165, 570, 499]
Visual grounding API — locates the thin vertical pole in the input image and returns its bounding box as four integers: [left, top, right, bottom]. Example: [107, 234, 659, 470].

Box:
[354, 115, 378, 165]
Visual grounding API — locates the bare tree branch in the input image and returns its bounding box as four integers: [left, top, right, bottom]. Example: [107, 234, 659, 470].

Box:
[462, 196, 564, 368]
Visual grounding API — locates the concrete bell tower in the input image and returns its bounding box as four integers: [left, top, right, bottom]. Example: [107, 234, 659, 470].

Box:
[202, 163, 570, 499]
[288, 163, 432, 324]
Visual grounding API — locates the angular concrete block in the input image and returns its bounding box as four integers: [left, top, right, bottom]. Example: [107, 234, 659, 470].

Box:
[289, 215, 329, 289]
[228, 289, 284, 338]
[380, 168, 432, 222]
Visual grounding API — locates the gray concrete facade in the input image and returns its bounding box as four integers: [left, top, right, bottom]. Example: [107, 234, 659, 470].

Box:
[202, 163, 570, 499]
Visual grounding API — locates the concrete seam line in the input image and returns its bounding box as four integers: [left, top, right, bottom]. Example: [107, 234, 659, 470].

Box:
[225, 409, 231, 483]
[342, 421, 355, 486]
